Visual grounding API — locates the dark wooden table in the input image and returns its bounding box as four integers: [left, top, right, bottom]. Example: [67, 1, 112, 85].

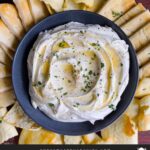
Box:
[1, 0, 150, 145]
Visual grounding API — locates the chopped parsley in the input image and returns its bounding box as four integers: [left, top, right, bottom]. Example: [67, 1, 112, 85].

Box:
[101, 62, 105, 68]
[109, 104, 116, 111]
[73, 103, 80, 107]
[112, 11, 123, 18]
[63, 92, 68, 96]
[58, 87, 63, 91]
[32, 81, 45, 87]
[0, 120, 2, 123]
[120, 63, 123, 67]
[48, 103, 54, 107]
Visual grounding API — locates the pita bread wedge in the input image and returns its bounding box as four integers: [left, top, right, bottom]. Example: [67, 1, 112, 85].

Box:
[0, 63, 11, 78]
[135, 78, 150, 98]
[28, 0, 49, 23]
[0, 121, 18, 144]
[0, 4, 25, 40]
[73, 0, 94, 8]
[0, 108, 7, 118]
[13, 0, 34, 31]
[0, 77, 12, 93]
[98, 0, 136, 21]
[41, 0, 64, 12]
[0, 46, 12, 66]
[64, 136, 84, 144]
[115, 3, 145, 26]
[62, 0, 85, 11]
[92, 137, 115, 144]
[0, 19, 18, 51]
[82, 133, 101, 144]
[86, 0, 106, 12]
[130, 22, 150, 51]
[0, 90, 15, 107]
[0, 44, 14, 60]
[19, 128, 63, 144]
[138, 95, 150, 131]
[121, 10, 150, 36]
[137, 44, 150, 67]
[101, 114, 138, 144]
[4, 102, 40, 131]
[139, 62, 150, 79]
[125, 98, 139, 123]
[44, 3, 55, 14]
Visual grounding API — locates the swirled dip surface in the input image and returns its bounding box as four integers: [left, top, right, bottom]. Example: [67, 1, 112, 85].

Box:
[28, 22, 129, 123]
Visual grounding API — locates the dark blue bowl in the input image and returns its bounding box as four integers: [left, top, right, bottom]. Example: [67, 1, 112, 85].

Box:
[12, 10, 139, 135]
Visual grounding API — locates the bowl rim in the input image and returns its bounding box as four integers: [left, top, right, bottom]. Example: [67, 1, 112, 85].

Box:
[12, 10, 139, 135]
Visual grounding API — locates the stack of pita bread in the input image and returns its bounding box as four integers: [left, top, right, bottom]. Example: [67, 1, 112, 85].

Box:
[0, 0, 150, 144]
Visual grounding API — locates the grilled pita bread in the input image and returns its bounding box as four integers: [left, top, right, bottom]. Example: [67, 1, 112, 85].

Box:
[13, 0, 34, 31]
[41, 0, 64, 12]
[4, 102, 40, 131]
[0, 121, 18, 144]
[0, 77, 12, 93]
[0, 108, 7, 118]
[74, 0, 94, 8]
[86, 0, 106, 12]
[135, 78, 150, 98]
[0, 44, 14, 60]
[0, 4, 25, 40]
[101, 114, 138, 144]
[138, 95, 150, 131]
[0, 19, 18, 51]
[130, 22, 150, 51]
[98, 0, 136, 21]
[139, 62, 150, 79]
[82, 133, 101, 144]
[28, 0, 49, 23]
[121, 10, 150, 36]
[19, 128, 63, 144]
[64, 136, 84, 144]
[0, 63, 11, 78]
[0, 90, 15, 107]
[115, 3, 145, 26]
[0, 46, 12, 66]
[137, 44, 150, 67]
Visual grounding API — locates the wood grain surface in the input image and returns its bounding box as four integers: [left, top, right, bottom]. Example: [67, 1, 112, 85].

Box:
[1, 0, 150, 145]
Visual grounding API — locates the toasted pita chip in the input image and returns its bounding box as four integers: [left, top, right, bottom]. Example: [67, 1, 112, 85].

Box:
[63, 0, 85, 11]
[98, 0, 136, 21]
[135, 78, 150, 98]
[74, 0, 94, 8]
[0, 108, 7, 118]
[41, 0, 64, 12]
[0, 77, 12, 93]
[0, 90, 15, 107]
[125, 98, 139, 123]
[92, 137, 115, 144]
[115, 3, 145, 26]
[0, 121, 18, 144]
[137, 44, 150, 67]
[28, 0, 49, 23]
[44, 3, 55, 14]
[101, 114, 138, 144]
[0, 44, 14, 60]
[64, 136, 84, 144]
[19, 128, 63, 144]
[121, 10, 150, 36]
[4, 102, 40, 130]
[0, 19, 18, 51]
[0, 4, 25, 40]
[0, 46, 12, 66]
[13, 0, 34, 31]
[130, 22, 150, 51]
[139, 62, 150, 79]
[138, 95, 150, 131]
[82, 133, 101, 144]
[0, 63, 11, 78]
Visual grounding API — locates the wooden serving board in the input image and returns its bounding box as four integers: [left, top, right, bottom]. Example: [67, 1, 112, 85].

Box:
[1, 0, 150, 144]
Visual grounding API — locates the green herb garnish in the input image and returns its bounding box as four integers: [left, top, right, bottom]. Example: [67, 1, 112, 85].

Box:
[108, 104, 116, 111]
[112, 11, 123, 18]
